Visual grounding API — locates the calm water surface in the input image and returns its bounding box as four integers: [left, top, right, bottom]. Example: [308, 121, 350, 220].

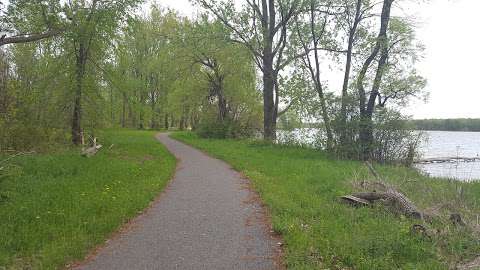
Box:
[417, 131, 480, 181]
[278, 129, 480, 181]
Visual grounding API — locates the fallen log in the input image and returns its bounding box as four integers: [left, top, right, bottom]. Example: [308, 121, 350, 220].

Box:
[348, 190, 425, 219]
[342, 162, 427, 220]
[81, 137, 102, 157]
[340, 195, 370, 206]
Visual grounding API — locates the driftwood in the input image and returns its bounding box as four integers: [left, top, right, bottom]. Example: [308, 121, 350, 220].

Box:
[343, 162, 477, 268]
[341, 195, 370, 206]
[81, 137, 102, 157]
[341, 162, 427, 220]
[343, 162, 472, 226]
[345, 190, 425, 219]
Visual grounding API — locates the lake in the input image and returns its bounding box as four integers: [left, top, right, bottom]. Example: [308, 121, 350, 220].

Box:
[416, 131, 480, 181]
[278, 129, 480, 181]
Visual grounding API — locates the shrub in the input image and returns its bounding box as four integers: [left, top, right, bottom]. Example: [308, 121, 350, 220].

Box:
[372, 109, 425, 164]
[196, 106, 262, 139]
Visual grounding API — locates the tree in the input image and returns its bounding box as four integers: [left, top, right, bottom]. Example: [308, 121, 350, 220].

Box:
[293, 0, 336, 150]
[63, 0, 141, 144]
[287, 0, 426, 158]
[176, 15, 261, 137]
[195, 0, 302, 140]
[107, 7, 189, 130]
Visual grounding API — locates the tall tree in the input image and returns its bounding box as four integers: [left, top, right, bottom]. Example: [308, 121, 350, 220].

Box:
[290, 0, 426, 157]
[356, 0, 394, 159]
[195, 0, 301, 140]
[293, 0, 336, 150]
[338, 0, 363, 146]
[64, 0, 141, 144]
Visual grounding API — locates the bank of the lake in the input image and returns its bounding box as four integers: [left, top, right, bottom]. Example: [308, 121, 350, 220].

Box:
[0, 130, 176, 269]
[172, 132, 480, 270]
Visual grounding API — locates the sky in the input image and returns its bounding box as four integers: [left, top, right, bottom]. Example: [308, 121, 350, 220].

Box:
[152, 0, 480, 120]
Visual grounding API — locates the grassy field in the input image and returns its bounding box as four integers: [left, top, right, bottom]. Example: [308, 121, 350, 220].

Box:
[171, 132, 480, 270]
[0, 130, 176, 269]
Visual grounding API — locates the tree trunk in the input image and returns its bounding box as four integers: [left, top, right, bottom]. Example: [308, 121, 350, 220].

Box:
[138, 92, 145, 130]
[179, 116, 185, 131]
[72, 42, 87, 145]
[110, 86, 114, 126]
[150, 91, 156, 129]
[359, 111, 374, 159]
[356, 0, 394, 160]
[212, 71, 227, 122]
[263, 55, 276, 141]
[121, 92, 127, 128]
[218, 92, 228, 122]
[260, 0, 277, 141]
[0, 50, 8, 114]
[307, 1, 334, 150]
[191, 112, 198, 130]
[170, 115, 175, 129]
[339, 0, 362, 147]
[164, 113, 169, 130]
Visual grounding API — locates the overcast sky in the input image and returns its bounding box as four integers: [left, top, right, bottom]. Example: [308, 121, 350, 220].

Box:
[152, 0, 480, 120]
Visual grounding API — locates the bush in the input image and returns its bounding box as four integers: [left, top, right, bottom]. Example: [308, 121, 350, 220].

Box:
[196, 118, 232, 139]
[329, 106, 423, 164]
[0, 120, 68, 152]
[372, 109, 425, 164]
[196, 117, 261, 139]
[196, 106, 262, 139]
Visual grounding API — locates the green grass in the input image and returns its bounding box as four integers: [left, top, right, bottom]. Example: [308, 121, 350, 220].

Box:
[0, 130, 176, 269]
[171, 132, 480, 270]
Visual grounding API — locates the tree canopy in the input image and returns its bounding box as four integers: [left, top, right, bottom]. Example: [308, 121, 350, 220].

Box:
[1, 0, 428, 161]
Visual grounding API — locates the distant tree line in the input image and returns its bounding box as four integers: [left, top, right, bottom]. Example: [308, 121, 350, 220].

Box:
[410, 119, 480, 132]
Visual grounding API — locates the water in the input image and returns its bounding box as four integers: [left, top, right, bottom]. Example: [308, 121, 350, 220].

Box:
[277, 128, 320, 146]
[278, 129, 480, 181]
[416, 131, 480, 181]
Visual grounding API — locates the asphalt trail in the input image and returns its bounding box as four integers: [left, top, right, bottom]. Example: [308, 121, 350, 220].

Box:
[76, 133, 281, 270]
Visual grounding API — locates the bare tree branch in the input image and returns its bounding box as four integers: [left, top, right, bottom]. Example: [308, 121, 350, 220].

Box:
[0, 29, 63, 47]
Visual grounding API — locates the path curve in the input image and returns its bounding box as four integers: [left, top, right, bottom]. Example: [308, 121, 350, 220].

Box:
[75, 133, 281, 270]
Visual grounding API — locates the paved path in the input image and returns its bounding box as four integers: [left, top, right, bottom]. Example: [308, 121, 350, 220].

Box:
[76, 133, 281, 270]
